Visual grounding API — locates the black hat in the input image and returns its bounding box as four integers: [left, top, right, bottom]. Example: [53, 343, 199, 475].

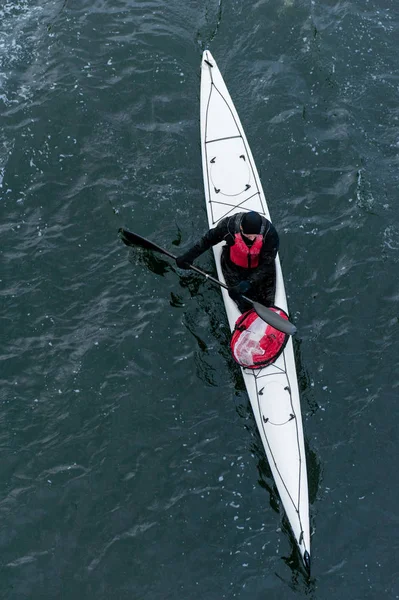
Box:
[241, 211, 262, 234]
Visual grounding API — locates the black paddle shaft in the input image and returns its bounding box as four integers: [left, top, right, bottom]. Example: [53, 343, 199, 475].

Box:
[120, 230, 228, 288]
[118, 228, 297, 335]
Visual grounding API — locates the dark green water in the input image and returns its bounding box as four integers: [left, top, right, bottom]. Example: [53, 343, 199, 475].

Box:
[2, 0, 399, 598]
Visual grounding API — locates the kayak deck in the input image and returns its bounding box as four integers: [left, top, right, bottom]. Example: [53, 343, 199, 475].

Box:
[200, 50, 310, 571]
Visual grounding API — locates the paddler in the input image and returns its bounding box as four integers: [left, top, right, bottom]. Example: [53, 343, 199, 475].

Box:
[176, 211, 279, 312]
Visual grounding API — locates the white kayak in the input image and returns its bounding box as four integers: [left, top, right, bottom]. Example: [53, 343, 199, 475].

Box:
[200, 50, 311, 571]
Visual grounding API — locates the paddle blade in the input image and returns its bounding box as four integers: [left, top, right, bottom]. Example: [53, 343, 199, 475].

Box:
[251, 300, 297, 335]
[118, 228, 176, 260]
[119, 228, 155, 250]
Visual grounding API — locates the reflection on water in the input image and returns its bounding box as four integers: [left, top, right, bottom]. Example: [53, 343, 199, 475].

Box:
[279, 542, 317, 595]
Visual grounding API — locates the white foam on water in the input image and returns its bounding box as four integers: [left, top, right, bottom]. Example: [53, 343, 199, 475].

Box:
[0, 0, 45, 105]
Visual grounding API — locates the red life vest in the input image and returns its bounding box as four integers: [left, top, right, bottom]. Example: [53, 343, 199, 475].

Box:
[229, 233, 263, 268]
[229, 213, 267, 268]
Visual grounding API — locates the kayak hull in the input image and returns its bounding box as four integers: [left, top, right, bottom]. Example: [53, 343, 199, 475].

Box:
[200, 51, 310, 570]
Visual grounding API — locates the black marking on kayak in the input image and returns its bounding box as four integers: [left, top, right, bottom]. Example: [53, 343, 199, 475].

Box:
[245, 184, 251, 190]
[210, 157, 216, 163]
[211, 200, 254, 212]
[256, 364, 286, 378]
[214, 187, 220, 193]
[299, 531, 304, 545]
[209, 192, 264, 224]
[206, 134, 242, 144]
[203, 83, 215, 224]
[255, 349, 304, 519]
[204, 59, 214, 68]
[245, 317, 309, 564]
[203, 81, 266, 224]
[213, 187, 252, 199]
[218, 192, 260, 206]
[263, 417, 297, 426]
[203, 78, 268, 225]
[240, 155, 246, 160]
[246, 368, 262, 377]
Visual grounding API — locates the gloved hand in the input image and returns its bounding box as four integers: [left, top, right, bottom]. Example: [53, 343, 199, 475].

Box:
[175, 253, 192, 270]
[228, 280, 251, 301]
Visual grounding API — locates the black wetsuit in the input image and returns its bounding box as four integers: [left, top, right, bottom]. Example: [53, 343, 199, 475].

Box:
[181, 212, 279, 311]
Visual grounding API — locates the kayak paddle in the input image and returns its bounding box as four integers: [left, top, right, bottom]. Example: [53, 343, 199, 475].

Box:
[119, 228, 297, 336]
